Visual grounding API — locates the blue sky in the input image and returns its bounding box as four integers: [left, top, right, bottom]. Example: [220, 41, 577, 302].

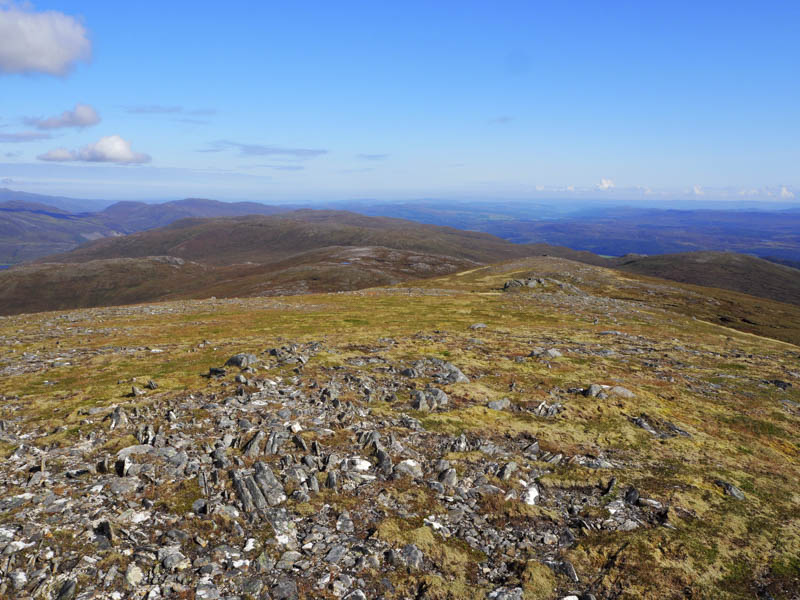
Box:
[1, 0, 798, 202]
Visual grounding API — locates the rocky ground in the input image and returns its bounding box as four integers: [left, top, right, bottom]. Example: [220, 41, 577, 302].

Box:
[0, 257, 798, 599]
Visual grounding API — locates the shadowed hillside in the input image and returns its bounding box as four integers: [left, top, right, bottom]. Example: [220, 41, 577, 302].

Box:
[0, 200, 121, 264]
[0, 247, 476, 315]
[613, 251, 800, 307]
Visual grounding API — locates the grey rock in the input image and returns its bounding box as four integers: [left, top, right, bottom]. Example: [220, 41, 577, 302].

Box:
[624, 487, 640, 505]
[487, 397, 510, 411]
[715, 480, 746, 500]
[325, 544, 348, 564]
[225, 353, 258, 368]
[632, 416, 658, 436]
[117, 444, 154, 460]
[9, 571, 27, 591]
[583, 384, 604, 397]
[394, 459, 423, 479]
[242, 430, 265, 458]
[488, 587, 524, 600]
[196, 584, 221, 599]
[277, 550, 302, 570]
[546, 560, 579, 583]
[401, 543, 424, 569]
[325, 470, 339, 490]
[609, 385, 635, 398]
[410, 390, 429, 411]
[272, 577, 299, 600]
[161, 550, 188, 571]
[498, 461, 517, 480]
[55, 580, 77, 600]
[531, 347, 563, 359]
[438, 467, 458, 487]
[192, 498, 208, 514]
[336, 510, 355, 534]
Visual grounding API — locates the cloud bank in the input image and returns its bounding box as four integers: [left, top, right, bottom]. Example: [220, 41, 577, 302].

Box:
[0, 2, 91, 76]
[25, 103, 100, 129]
[38, 135, 151, 164]
[597, 178, 615, 190]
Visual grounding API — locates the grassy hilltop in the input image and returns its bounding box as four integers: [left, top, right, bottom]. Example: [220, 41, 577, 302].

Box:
[0, 257, 798, 599]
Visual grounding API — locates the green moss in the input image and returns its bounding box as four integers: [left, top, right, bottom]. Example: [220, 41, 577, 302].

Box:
[521, 561, 558, 599]
[153, 478, 203, 515]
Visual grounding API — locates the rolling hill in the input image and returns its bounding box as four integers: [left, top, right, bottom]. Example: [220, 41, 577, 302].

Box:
[0, 191, 292, 265]
[93, 198, 291, 233]
[0, 199, 121, 265]
[1, 212, 799, 350]
[613, 251, 800, 307]
[1, 211, 541, 314]
[42, 211, 542, 266]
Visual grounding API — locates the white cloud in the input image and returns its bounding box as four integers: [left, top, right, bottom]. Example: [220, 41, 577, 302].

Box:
[0, 2, 91, 76]
[38, 135, 151, 164]
[38, 147, 75, 162]
[780, 186, 795, 199]
[26, 103, 100, 129]
[597, 178, 615, 190]
[692, 185, 704, 196]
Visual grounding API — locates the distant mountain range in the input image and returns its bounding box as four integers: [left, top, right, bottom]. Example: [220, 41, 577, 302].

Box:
[4, 188, 800, 266]
[2, 188, 800, 329]
[0, 188, 292, 265]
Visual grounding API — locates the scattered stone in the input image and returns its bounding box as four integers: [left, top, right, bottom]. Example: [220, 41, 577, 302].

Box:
[225, 353, 258, 368]
[55, 580, 77, 600]
[609, 385, 635, 398]
[487, 397, 511, 411]
[523, 483, 540, 505]
[715, 480, 746, 500]
[125, 564, 144, 587]
[394, 459, 424, 479]
[583, 384, 605, 398]
[401, 543, 424, 569]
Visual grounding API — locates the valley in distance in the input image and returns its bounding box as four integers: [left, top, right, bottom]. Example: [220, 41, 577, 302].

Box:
[1, 189, 799, 599]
